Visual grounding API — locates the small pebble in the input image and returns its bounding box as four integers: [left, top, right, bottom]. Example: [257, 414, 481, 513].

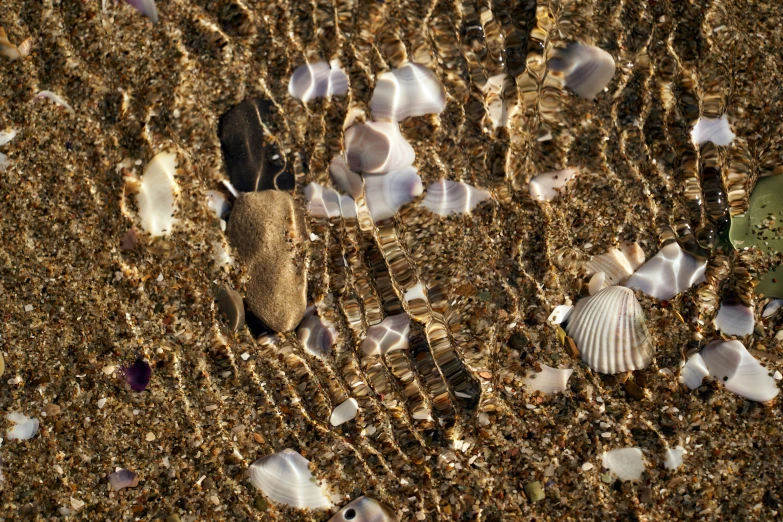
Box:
[146, 432, 156, 441]
[524, 481, 545, 502]
[97, 398, 107, 409]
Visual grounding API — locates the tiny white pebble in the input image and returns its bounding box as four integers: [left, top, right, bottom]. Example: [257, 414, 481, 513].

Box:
[582, 462, 594, 471]
[132, 409, 141, 415]
[8, 376, 22, 385]
[210, 495, 220, 506]
[157, 273, 164, 282]
[24, 304, 33, 312]
[240, 352, 250, 361]
[601, 432, 612, 438]
[775, 330, 783, 341]
[101, 365, 116, 375]
[774, 371, 782, 381]
[146, 431, 156, 441]
[97, 398, 107, 409]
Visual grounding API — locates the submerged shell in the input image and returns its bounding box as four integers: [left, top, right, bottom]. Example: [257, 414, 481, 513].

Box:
[700, 340, 779, 402]
[762, 299, 783, 318]
[6, 412, 39, 440]
[625, 242, 706, 301]
[523, 364, 573, 394]
[248, 449, 333, 509]
[107, 469, 140, 491]
[691, 115, 735, 146]
[216, 285, 245, 332]
[360, 314, 410, 356]
[713, 301, 754, 337]
[329, 398, 359, 427]
[330, 157, 364, 199]
[528, 169, 578, 202]
[136, 151, 178, 237]
[420, 180, 491, 216]
[565, 286, 654, 374]
[297, 314, 338, 359]
[364, 168, 424, 222]
[602, 447, 645, 481]
[305, 182, 357, 220]
[585, 244, 644, 288]
[370, 62, 446, 122]
[329, 496, 398, 522]
[680, 353, 709, 390]
[288, 61, 349, 103]
[344, 122, 415, 174]
[548, 43, 616, 100]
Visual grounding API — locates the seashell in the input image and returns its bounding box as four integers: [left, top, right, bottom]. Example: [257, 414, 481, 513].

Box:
[305, 182, 343, 219]
[528, 169, 578, 202]
[364, 168, 424, 222]
[124, 0, 159, 23]
[523, 364, 573, 394]
[691, 115, 735, 146]
[0, 28, 31, 60]
[762, 299, 783, 318]
[565, 286, 654, 374]
[297, 314, 338, 359]
[216, 285, 245, 332]
[548, 43, 616, 100]
[35, 90, 75, 114]
[602, 447, 645, 481]
[7, 412, 39, 440]
[663, 447, 685, 470]
[679, 352, 709, 390]
[700, 340, 779, 402]
[360, 314, 410, 356]
[619, 243, 646, 271]
[288, 61, 349, 103]
[0, 128, 16, 147]
[107, 469, 140, 491]
[344, 122, 415, 174]
[136, 151, 178, 237]
[329, 398, 359, 427]
[625, 242, 706, 301]
[588, 272, 605, 295]
[248, 449, 333, 509]
[547, 305, 573, 325]
[329, 496, 398, 522]
[420, 180, 491, 216]
[206, 190, 230, 221]
[585, 244, 644, 288]
[330, 157, 364, 199]
[713, 300, 754, 337]
[482, 73, 518, 129]
[370, 62, 446, 122]
[122, 359, 152, 392]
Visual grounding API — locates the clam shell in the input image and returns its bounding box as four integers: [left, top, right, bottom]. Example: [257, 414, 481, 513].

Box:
[344, 122, 415, 174]
[360, 314, 410, 356]
[7, 412, 39, 440]
[216, 285, 245, 332]
[625, 242, 706, 301]
[601, 447, 645, 481]
[297, 314, 338, 359]
[370, 62, 446, 122]
[248, 449, 333, 509]
[548, 43, 616, 100]
[136, 151, 178, 237]
[288, 61, 349, 103]
[700, 340, 779, 402]
[585, 244, 643, 288]
[329, 496, 398, 522]
[528, 169, 578, 202]
[330, 157, 364, 199]
[691, 114, 735, 146]
[329, 398, 359, 427]
[713, 301, 754, 337]
[523, 364, 573, 394]
[420, 180, 491, 216]
[679, 352, 709, 390]
[364, 168, 424, 222]
[565, 286, 654, 374]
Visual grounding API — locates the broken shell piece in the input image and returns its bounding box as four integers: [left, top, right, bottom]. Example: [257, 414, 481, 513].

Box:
[483, 73, 518, 129]
[548, 43, 616, 100]
[35, 90, 75, 114]
[0, 28, 31, 60]
[0, 129, 16, 147]
[122, 359, 152, 392]
[7, 412, 39, 440]
[360, 314, 410, 356]
[523, 364, 573, 394]
[663, 447, 684, 470]
[585, 244, 644, 288]
[297, 314, 338, 359]
[625, 242, 706, 301]
[329, 496, 397, 522]
[691, 114, 735, 146]
[420, 180, 491, 216]
[565, 286, 654, 374]
[305, 182, 342, 219]
[547, 305, 573, 325]
[679, 353, 709, 390]
[107, 469, 140, 491]
[364, 168, 424, 222]
[344, 122, 415, 174]
[206, 190, 230, 221]
[288, 61, 349, 103]
[588, 272, 606, 295]
[124, 0, 159, 23]
[136, 151, 179, 237]
[528, 169, 578, 202]
[700, 340, 779, 402]
[602, 447, 645, 481]
[330, 157, 364, 199]
[370, 62, 446, 122]
[216, 286, 245, 332]
[713, 300, 754, 337]
[762, 299, 783, 318]
[248, 449, 333, 509]
[329, 398, 359, 427]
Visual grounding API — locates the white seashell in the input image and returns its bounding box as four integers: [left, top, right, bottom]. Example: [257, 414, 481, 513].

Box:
[0, 129, 16, 147]
[528, 169, 578, 202]
[329, 398, 359, 427]
[548, 43, 616, 100]
[107, 469, 140, 491]
[691, 115, 735, 146]
[420, 180, 491, 216]
[523, 364, 573, 394]
[625, 242, 706, 301]
[679, 352, 709, 390]
[339, 194, 358, 220]
[344, 122, 415, 174]
[547, 305, 573, 325]
[404, 282, 427, 303]
[136, 151, 178, 237]
[361, 314, 410, 356]
[663, 447, 684, 470]
[288, 61, 349, 103]
[482, 74, 518, 129]
[713, 301, 754, 337]
[330, 157, 364, 199]
[206, 190, 230, 220]
[305, 182, 343, 219]
[700, 340, 779, 402]
[602, 447, 645, 481]
[565, 286, 654, 374]
[588, 272, 606, 295]
[329, 496, 398, 522]
[585, 244, 643, 288]
[248, 449, 333, 509]
[619, 242, 646, 271]
[7, 412, 39, 440]
[370, 62, 446, 122]
[762, 299, 783, 318]
[35, 90, 75, 114]
[297, 314, 338, 359]
[364, 168, 424, 222]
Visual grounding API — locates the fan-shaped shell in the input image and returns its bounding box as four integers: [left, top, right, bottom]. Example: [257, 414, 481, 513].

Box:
[364, 168, 423, 222]
[565, 286, 654, 374]
[361, 314, 410, 356]
[528, 169, 578, 202]
[420, 180, 491, 216]
[288, 61, 349, 102]
[625, 242, 706, 301]
[700, 340, 779, 402]
[548, 43, 616, 100]
[248, 449, 333, 509]
[344, 122, 415, 174]
[370, 62, 446, 122]
[329, 496, 398, 522]
[585, 243, 644, 288]
[713, 300, 754, 337]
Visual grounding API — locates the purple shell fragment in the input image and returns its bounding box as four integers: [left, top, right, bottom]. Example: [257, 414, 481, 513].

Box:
[122, 359, 152, 392]
[124, 0, 159, 23]
[108, 469, 140, 491]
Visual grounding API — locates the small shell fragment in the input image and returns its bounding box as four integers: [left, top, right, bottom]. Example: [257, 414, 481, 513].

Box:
[344, 122, 415, 174]
[523, 364, 573, 394]
[329, 496, 398, 522]
[7, 412, 39, 440]
[108, 469, 140, 491]
[663, 447, 684, 470]
[420, 180, 491, 216]
[528, 169, 578, 202]
[248, 449, 333, 509]
[713, 301, 754, 337]
[329, 398, 359, 427]
[124, 0, 159, 23]
[136, 151, 179, 237]
[602, 447, 645, 481]
[691, 114, 735, 146]
[700, 340, 779, 402]
[370, 62, 446, 122]
[216, 286, 246, 332]
[360, 314, 411, 356]
[548, 43, 616, 100]
[547, 305, 573, 325]
[297, 314, 338, 359]
[364, 168, 424, 222]
[679, 353, 709, 390]
[625, 242, 706, 301]
[288, 61, 349, 103]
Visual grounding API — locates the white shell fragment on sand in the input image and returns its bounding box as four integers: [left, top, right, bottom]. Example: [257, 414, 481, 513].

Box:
[248, 449, 333, 509]
[602, 448, 645, 481]
[691, 115, 735, 146]
[524, 364, 573, 394]
[483, 73, 518, 129]
[288, 61, 349, 103]
[7, 412, 39, 440]
[305, 182, 357, 220]
[548, 43, 616, 100]
[136, 151, 178, 237]
[344, 122, 415, 174]
[0, 129, 16, 147]
[370, 62, 446, 122]
[297, 314, 338, 359]
[364, 168, 423, 222]
[420, 180, 491, 216]
[329, 398, 359, 427]
[329, 496, 398, 522]
[330, 156, 364, 199]
[125, 0, 159, 23]
[565, 286, 654, 374]
[35, 90, 75, 114]
[663, 447, 685, 470]
[679, 353, 709, 390]
[107, 469, 140, 491]
[361, 314, 411, 356]
[585, 243, 645, 289]
[700, 340, 779, 402]
[625, 242, 706, 301]
[206, 190, 229, 220]
[762, 299, 783, 318]
[713, 301, 755, 337]
[547, 305, 573, 325]
[528, 169, 578, 202]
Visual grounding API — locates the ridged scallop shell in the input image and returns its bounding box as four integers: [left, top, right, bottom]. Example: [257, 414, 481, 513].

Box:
[523, 364, 573, 394]
[565, 286, 654, 374]
[713, 300, 754, 337]
[297, 314, 338, 359]
[420, 180, 491, 216]
[288, 61, 349, 103]
[330, 156, 364, 199]
[329, 398, 359, 427]
[625, 242, 706, 301]
[700, 340, 779, 402]
[360, 314, 410, 356]
[528, 169, 578, 202]
[548, 43, 616, 100]
[248, 449, 333, 509]
[585, 243, 645, 289]
[364, 168, 423, 222]
[370, 62, 446, 122]
[329, 496, 398, 522]
[691, 115, 735, 146]
[344, 122, 415, 174]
